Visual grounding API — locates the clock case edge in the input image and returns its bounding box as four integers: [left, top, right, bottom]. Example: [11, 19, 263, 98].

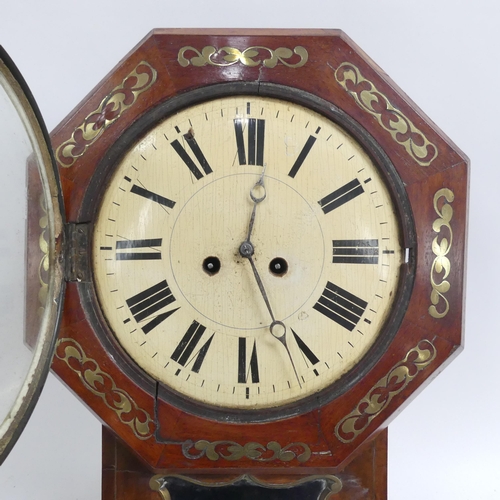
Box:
[45, 33, 466, 472]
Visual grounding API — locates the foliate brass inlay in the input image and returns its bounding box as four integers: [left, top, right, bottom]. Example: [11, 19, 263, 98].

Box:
[335, 340, 437, 443]
[334, 62, 438, 166]
[178, 45, 308, 68]
[55, 338, 155, 439]
[182, 439, 311, 463]
[55, 61, 157, 168]
[150, 474, 342, 500]
[429, 188, 454, 319]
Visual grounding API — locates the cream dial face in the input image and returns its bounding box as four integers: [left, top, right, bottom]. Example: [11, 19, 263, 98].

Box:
[92, 95, 404, 411]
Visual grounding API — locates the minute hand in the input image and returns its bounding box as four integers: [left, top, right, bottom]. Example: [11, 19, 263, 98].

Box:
[246, 254, 301, 389]
[239, 174, 302, 389]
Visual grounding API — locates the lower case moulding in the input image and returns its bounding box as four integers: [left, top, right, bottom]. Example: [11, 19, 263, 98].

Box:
[102, 426, 388, 499]
[150, 474, 342, 500]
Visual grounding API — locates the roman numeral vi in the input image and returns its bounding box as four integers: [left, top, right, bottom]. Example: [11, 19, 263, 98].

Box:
[238, 337, 260, 383]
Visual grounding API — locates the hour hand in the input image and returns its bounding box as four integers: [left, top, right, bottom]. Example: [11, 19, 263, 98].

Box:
[244, 167, 267, 244]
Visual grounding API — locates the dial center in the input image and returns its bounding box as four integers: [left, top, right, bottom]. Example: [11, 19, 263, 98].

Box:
[239, 241, 254, 258]
[169, 172, 325, 332]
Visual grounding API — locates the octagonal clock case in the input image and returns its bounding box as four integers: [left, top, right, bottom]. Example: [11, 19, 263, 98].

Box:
[18, 30, 468, 474]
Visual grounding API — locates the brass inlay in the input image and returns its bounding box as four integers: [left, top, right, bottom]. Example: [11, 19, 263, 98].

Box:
[178, 45, 308, 68]
[334, 62, 438, 166]
[335, 340, 437, 443]
[55, 338, 154, 439]
[150, 473, 342, 500]
[182, 439, 311, 463]
[429, 188, 454, 318]
[37, 193, 49, 317]
[55, 61, 157, 168]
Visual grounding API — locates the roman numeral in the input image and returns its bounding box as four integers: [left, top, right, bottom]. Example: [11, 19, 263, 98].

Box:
[171, 131, 212, 180]
[234, 118, 265, 166]
[288, 135, 317, 178]
[291, 329, 320, 368]
[115, 238, 162, 260]
[332, 239, 379, 264]
[130, 184, 176, 209]
[318, 179, 364, 214]
[126, 280, 178, 334]
[238, 337, 259, 383]
[171, 321, 214, 373]
[313, 281, 367, 331]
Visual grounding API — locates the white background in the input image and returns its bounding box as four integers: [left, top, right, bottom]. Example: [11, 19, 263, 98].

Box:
[0, 1, 497, 499]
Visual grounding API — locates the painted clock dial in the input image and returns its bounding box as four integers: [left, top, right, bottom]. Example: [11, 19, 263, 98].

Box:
[92, 92, 404, 412]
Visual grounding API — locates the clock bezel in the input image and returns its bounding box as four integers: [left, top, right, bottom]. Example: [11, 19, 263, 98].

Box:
[0, 46, 65, 464]
[81, 81, 416, 423]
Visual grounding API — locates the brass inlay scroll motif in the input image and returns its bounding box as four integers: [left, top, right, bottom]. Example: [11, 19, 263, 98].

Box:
[150, 473, 342, 500]
[55, 338, 155, 439]
[178, 46, 308, 68]
[55, 61, 157, 168]
[429, 188, 454, 318]
[334, 62, 438, 166]
[37, 193, 49, 317]
[182, 439, 311, 463]
[335, 340, 437, 443]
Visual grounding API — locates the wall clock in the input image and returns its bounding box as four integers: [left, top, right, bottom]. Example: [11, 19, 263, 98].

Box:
[0, 30, 468, 499]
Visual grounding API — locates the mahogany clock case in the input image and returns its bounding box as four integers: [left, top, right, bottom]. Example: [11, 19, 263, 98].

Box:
[23, 30, 468, 473]
[80, 80, 416, 423]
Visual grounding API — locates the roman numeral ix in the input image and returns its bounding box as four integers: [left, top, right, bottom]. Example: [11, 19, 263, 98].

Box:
[115, 238, 162, 260]
[126, 280, 178, 334]
[332, 239, 379, 264]
[313, 281, 367, 331]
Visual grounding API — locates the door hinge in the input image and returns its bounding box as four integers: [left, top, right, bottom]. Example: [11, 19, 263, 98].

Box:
[64, 222, 91, 282]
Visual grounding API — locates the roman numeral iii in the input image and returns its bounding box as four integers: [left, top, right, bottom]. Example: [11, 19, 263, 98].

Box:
[313, 281, 367, 331]
[234, 118, 265, 166]
[126, 280, 178, 334]
[332, 239, 379, 264]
